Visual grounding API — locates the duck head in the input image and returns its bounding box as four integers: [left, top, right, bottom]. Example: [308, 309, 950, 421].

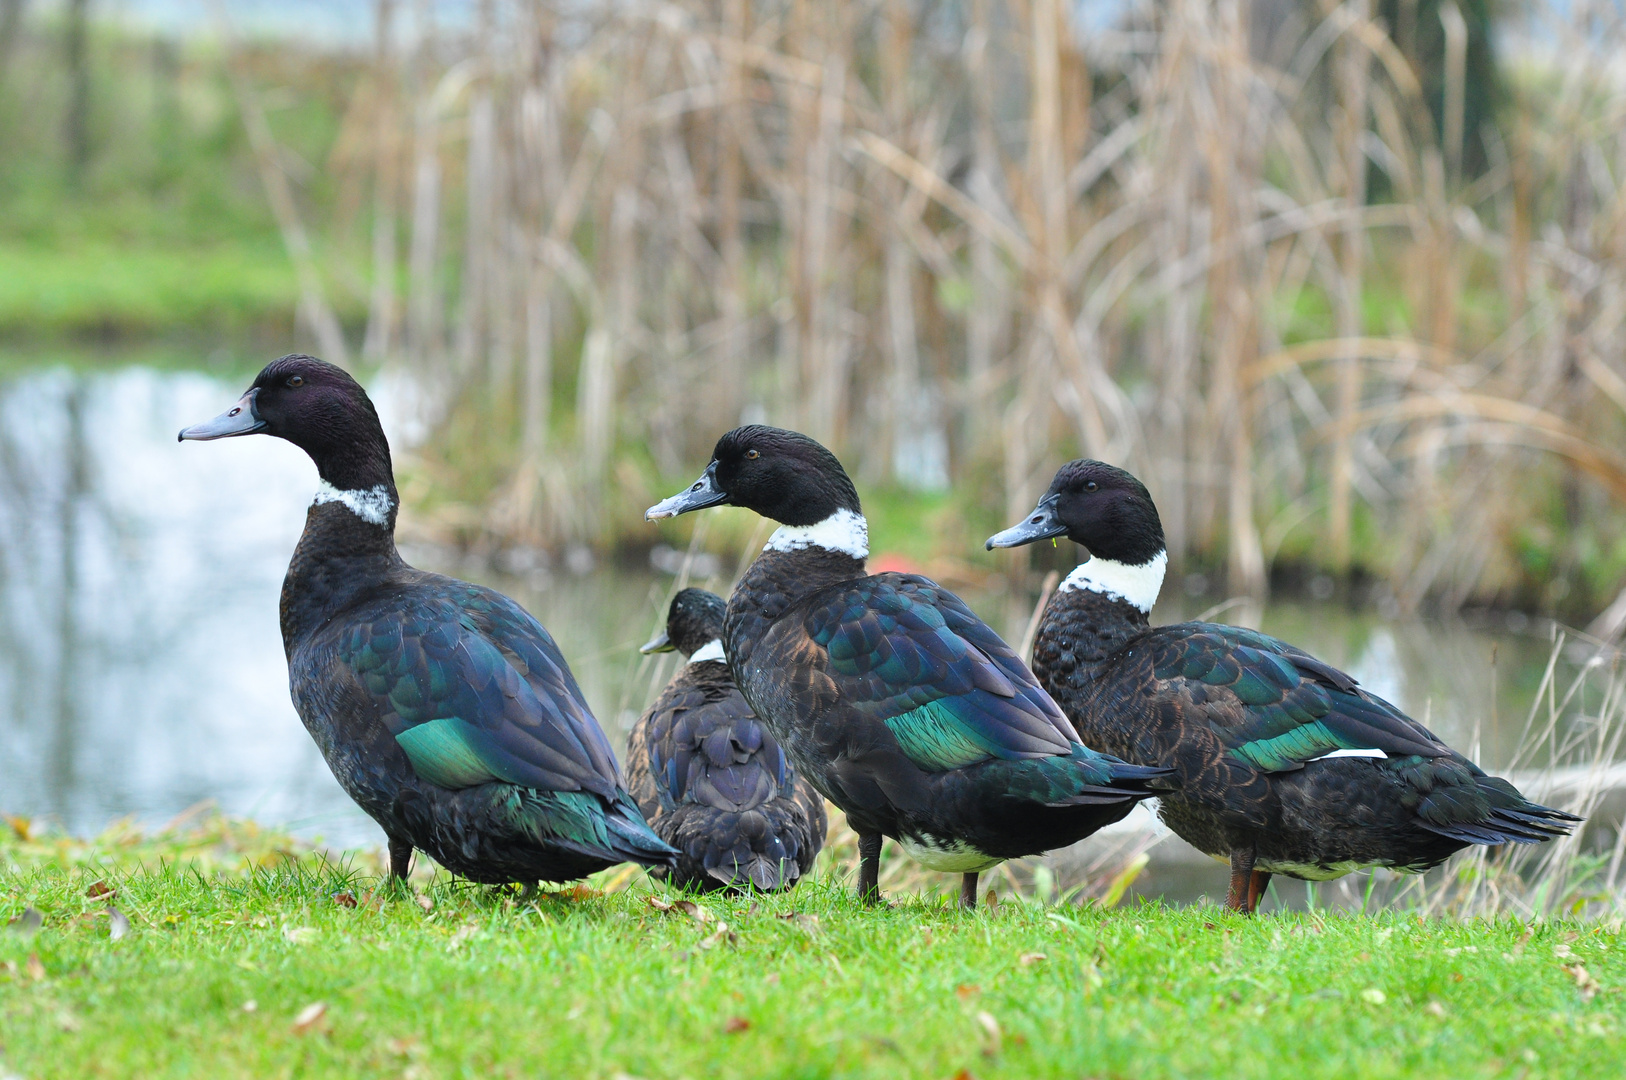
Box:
[986, 460, 1167, 612]
[640, 588, 728, 658]
[178, 355, 396, 501]
[646, 426, 862, 527]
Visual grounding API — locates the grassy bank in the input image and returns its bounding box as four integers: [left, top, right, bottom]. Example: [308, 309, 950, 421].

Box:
[2, 820, 1622, 1079]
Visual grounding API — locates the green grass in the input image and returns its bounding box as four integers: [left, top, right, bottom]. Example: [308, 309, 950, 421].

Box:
[2, 821, 1623, 1079]
[0, 241, 302, 337]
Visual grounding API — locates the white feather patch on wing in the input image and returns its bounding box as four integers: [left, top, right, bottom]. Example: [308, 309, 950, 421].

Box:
[1058, 549, 1167, 613]
[1309, 747, 1387, 760]
[687, 639, 726, 665]
[764, 507, 869, 559]
[313, 481, 394, 526]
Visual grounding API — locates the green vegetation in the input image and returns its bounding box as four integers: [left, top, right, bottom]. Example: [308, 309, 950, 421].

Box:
[3, 819, 1623, 1079]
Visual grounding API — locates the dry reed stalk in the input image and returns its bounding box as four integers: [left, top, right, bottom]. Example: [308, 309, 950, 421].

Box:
[209, 0, 348, 364]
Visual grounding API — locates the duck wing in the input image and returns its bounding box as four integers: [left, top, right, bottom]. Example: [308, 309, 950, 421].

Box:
[1146, 622, 1445, 771]
[338, 582, 622, 798]
[805, 573, 1076, 772]
[646, 684, 787, 813]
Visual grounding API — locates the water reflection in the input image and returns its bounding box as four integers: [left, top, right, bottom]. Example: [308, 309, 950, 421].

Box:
[0, 364, 1605, 863]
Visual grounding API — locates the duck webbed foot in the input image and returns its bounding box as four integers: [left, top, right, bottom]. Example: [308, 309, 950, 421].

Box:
[857, 832, 884, 905]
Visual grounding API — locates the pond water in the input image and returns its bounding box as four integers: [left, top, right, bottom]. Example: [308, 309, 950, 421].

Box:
[0, 362, 1612, 900]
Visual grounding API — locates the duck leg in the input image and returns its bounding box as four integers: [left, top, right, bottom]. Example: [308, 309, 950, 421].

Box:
[960, 872, 979, 911]
[1225, 846, 1258, 913]
[1247, 869, 1272, 913]
[856, 833, 884, 905]
[388, 835, 414, 881]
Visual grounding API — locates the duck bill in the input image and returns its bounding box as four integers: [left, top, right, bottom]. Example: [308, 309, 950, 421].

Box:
[639, 630, 675, 655]
[985, 496, 1068, 550]
[645, 463, 727, 520]
[177, 389, 265, 441]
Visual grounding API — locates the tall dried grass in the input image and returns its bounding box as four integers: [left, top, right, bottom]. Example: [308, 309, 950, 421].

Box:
[208, 0, 1626, 622]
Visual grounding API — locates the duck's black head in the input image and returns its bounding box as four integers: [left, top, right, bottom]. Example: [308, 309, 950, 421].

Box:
[986, 460, 1165, 565]
[640, 588, 727, 657]
[645, 425, 861, 527]
[178, 354, 395, 494]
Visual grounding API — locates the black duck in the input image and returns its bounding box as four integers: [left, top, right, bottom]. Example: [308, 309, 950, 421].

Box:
[628, 588, 827, 891]
[647, 426, 1171, 908]
[988, 459, 1581, 912]
[180, 354, 675, 886]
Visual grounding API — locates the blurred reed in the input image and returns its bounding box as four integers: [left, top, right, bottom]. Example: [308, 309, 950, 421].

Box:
[13, 1, 1626, 615]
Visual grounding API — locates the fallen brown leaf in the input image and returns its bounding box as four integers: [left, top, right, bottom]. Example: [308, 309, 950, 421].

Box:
[1563, 963, 1602, 1001]
[415, 894, 434, 914]
[1018, 952, 1047, 968]
[26, 953, 45, 981]
[723, 1017, 750, 1034]
[975, 1011, 1002, 1056]
[85, 880, 116, 901]
[698, 922, 736, 950]
[954, 983, 980, 1002]
[4, 814, 32, 841]
[291, 1002, 327, 1034]
[951, 1071, 977, 1080]
[331, 890, 358, 909]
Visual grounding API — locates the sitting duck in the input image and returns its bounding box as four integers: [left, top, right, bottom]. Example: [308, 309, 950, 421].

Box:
[647, 426, 1171, 908]
[180, 355, 675, 886]
[628, 588, 827, 891]
[988, 459, 1581, 912]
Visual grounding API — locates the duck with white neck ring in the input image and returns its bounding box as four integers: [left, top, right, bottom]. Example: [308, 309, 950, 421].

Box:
[627, 588, 826, 892]
[179, 354, 676, 888]
[647, 425, 1172, 909]
[988, 459, 1581, 913]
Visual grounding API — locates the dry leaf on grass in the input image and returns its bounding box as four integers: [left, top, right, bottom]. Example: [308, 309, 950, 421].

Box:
[85, 880, 116, 900]
[292, 1002, 327, 1034]
[415, 894, 434, 914]
[646, 897, 715, 924]
[723, 1017, 750, 1033]
[1563, 964, 1602, 1001]
[1018, 952, 1046, 968]
[331, 890, 358, 909]
[975, 1011, 1001, 1056]
[954, 983, 980, 1002]
[26, 953, 45, 981]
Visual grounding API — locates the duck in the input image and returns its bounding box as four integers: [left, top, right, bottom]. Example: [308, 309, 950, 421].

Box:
[179, 354, 676, 887]
[646, 426, 1172, 908]
[627, 588, 827, 891]
[987, 459, 1582, 913]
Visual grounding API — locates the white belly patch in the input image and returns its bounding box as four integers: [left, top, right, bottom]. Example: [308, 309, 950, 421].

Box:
[896, 834, 1004, 873]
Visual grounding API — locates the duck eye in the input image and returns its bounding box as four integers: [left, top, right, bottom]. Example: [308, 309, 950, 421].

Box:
[745, 449, 759, 460]
[288, 375, 304, 388]
[1085, 481, 1098, 492]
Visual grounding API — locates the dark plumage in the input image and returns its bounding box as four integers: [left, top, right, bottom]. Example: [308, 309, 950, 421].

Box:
[647, 427, 1171, 908]
[988, 459, 1581, 912]
[627, 588, 827, 891]
[180, 355, 675, 885]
